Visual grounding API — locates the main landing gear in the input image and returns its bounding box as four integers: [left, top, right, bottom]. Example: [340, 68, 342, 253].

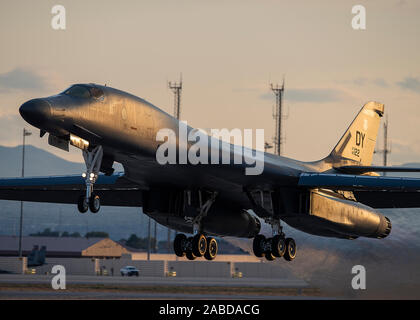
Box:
[173, 191, 219, 260]
[173, 233, 218, 261]
[252, 219, 297, 262]
[77, 145, 103, 214]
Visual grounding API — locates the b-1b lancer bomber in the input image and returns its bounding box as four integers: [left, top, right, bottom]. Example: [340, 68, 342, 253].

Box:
[3, 83, 420, 261]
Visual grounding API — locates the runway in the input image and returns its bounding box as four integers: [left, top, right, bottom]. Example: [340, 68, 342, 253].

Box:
[0, 274, 309, 287]
[0, 274, 321, 300]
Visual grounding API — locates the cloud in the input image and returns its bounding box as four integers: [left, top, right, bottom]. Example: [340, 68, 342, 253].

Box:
[396, 77, 420, 93]
[353, 77, 368, 86]
[260, 88, 345, 103]
[344, 77, 389, 88]
[0, 68, 49, 93]
[372, 78, 389, 88]
[0, 114, 27, 145]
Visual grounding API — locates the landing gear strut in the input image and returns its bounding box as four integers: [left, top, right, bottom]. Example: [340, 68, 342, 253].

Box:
[77, 145, 103, 214]
[252, 219, 297, 262]
[173, 191, 219, 260]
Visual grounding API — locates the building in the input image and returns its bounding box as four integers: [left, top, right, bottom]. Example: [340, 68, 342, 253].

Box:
[0, 236, 129, 258]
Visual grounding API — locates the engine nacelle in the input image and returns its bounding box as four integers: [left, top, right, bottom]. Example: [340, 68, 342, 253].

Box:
[201, 208, 261, 238]
[152, 208, 261, 238]
[145, 189, 261, 238]
[311, 190, 392, 238]
[284, 189, 392, 239]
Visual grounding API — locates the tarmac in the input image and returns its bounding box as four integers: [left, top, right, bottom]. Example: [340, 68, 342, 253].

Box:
[0, 274, 321, 300]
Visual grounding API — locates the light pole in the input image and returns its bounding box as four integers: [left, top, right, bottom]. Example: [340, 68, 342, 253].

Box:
[154, 221, 157, 253]
[147, 217, 151, 261]
[18, 128, 31, 258]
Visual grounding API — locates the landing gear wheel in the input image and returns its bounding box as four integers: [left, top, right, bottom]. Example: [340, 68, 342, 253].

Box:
[77, 195, 88, 213]
[204, 237, 218, 260]
[284, 238, 297, 261]
[186, 251, 196, 260]
[89, 193, 101, 213]
[174, 234, 187, 257]
[185, 237, 196, 260]
[192, 233, 207, 257]
[265, 252, 276, 261]
[272, 235, 286, 258]
[253, 234, 266, 258]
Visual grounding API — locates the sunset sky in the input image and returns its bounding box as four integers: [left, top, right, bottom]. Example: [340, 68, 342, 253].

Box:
[0, 0, 419, 166]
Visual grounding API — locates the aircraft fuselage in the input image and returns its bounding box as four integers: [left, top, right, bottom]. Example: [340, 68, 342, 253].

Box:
[18, 83, 392, 244]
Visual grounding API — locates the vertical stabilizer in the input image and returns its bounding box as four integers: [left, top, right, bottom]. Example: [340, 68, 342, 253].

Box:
[327, 101, 384, 166]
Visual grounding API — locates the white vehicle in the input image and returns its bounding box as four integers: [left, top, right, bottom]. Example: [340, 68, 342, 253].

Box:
[120, 266, 139, 277]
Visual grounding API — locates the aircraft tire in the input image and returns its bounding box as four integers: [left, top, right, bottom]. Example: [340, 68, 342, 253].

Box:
[265, 251, 276, 261]
[89, 193, 101, 213]
[272, 235, 286, 258]
[186, 249, 197, 261]
[192, 233, 207, 257]
[77, 195, 88, 213]
[284, 238, 297, 261]
[174, 233, 187, 257]
[204, 237, 218, 260]
[252, 234, 266, 257]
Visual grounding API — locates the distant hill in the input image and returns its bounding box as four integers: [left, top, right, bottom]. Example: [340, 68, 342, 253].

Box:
[0, 145, 84, 177]
[400, 162, 420, 170]
[386, 162, 420, 178]
[0, 145, 140, 241]
[0, 145, 123, 177]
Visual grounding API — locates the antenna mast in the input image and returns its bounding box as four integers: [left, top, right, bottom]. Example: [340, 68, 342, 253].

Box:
[168, 74, 183, 120]
[270, 79, 285, 156]
[166, 74, 183, 253]
[375, 115, 391, 175]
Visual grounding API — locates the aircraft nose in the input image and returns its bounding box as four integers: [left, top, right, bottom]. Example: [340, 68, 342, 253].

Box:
[19, 98, 51, 127]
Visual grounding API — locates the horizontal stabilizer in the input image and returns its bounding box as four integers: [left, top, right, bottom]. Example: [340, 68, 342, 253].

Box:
[334, 166, 420, 174]
[299, 172, 420, 191]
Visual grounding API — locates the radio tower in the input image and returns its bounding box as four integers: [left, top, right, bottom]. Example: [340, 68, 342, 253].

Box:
[376, 115, 391, 175]
[167, 74, 183, 253]
[168, 75, 183, 120]
[270, 80, 285, 156]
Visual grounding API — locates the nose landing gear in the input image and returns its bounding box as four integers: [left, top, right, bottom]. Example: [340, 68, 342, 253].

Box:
[88, 193, 101, 213]
[77, 145, 103, 214]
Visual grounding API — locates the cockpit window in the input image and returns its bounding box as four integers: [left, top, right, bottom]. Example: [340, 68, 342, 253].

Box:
[63, 85, 104, 100]
[89, 87, 104, 99]
[64, 85, 91, 98]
